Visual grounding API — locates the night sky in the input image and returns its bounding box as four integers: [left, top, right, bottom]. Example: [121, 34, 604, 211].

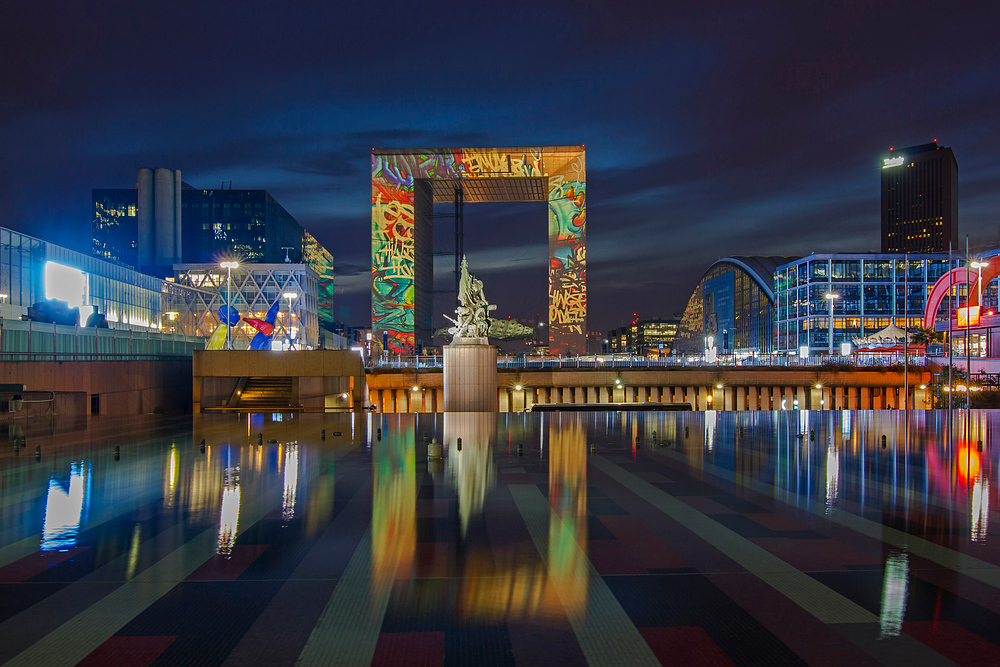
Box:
[3, 1, 999, 333]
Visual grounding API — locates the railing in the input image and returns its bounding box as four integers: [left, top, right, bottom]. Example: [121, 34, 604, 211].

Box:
[0, 318, 203, 361]
[366, 353, 930, 370]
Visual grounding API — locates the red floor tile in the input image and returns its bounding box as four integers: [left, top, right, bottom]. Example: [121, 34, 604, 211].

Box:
[599, 515, 692, 570]
[77, 635, 176, 667]
[639, 626, 735, 667]
[0, 547, 88, 583]
[185, 544, 269, 581]
[372, 631, 445, 667]
[904, 621, 1000, 666]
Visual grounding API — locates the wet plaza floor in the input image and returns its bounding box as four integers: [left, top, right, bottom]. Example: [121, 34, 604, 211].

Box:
[2, 409, 1000, 666]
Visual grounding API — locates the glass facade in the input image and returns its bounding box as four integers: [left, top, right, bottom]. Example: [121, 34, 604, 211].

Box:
[676, 257, 783, 356]
[774, 253, 962, 353]
[93, 186, 336, 327]
[1, 226, 172, 332]
[172, 264, 320, 349]
[606, 319, 679, 355]
[92, 189, 139, 268]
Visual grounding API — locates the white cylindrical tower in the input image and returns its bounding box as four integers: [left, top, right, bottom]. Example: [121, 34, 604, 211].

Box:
[154, 167, 176, 265]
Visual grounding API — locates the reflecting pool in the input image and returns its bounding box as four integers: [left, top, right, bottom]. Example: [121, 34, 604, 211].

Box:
[2, 410, 1000, 665]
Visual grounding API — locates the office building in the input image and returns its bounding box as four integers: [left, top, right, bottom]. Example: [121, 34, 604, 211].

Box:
[93, 170, 336, 324]
[607, 319, 680, 356]
[881, 141, 959, 253]
[773, 253, 962, 354]
[92, 189, 139, 268]
[675, 257, 792, 356]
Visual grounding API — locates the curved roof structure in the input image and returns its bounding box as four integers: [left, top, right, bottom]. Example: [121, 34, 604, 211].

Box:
[714, 256, 799, 300]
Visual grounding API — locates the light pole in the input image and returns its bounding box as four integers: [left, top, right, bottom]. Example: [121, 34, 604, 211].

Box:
[824, 292, 840, 357]
[283, 291, 298, 349]
[220, 261, 239, 350]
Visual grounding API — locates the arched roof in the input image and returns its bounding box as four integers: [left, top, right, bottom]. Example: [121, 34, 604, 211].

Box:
[704, 256, 799, 300]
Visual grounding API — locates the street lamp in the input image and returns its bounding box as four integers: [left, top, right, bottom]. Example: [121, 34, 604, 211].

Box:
[220, 261, 239, 350]
[283, 291, 298, 349]
[824, 292, 840, 357]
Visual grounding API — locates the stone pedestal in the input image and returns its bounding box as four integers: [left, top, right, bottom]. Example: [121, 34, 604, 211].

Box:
[444, 337, 498, 412]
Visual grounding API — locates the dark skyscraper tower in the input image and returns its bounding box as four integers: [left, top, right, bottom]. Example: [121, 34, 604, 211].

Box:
[881, 141, 958, 253]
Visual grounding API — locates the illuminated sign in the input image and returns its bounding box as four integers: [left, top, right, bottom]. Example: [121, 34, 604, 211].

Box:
[883, 156, 905, 168]
[957, 306, 981, 327]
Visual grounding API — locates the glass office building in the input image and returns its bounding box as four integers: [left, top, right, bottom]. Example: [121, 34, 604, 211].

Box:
[1, 225, 206, 332]
[675, 256, 792, 356]
[773, 253, 963, 354]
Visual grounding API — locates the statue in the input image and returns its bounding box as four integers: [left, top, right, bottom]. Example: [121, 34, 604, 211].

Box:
[444, 256, 496, 341]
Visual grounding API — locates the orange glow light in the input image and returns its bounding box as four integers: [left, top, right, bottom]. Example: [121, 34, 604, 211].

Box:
[957, 444, 981, 482]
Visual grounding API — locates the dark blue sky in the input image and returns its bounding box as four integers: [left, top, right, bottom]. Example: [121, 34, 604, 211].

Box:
[2, 1, 998, 332]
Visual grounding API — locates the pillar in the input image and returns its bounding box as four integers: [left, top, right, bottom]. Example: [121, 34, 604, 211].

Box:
[747, 386, 758, 411]
[860, 386, 871, 409]
[686, 387, 696, 409]
[499, 389, 509, 412]
[575, 387, 585, 404]
[809, 386, 822, 410]
[649, 387, 660, 403]
[638, 387, 648, 403]
[600, 386, 610, 403]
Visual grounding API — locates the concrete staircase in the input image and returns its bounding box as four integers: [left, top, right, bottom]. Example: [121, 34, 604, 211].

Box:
[236, 377, 294, 411]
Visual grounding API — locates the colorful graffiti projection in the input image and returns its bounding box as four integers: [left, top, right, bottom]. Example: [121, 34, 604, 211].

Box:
[372, 146, 586, 354]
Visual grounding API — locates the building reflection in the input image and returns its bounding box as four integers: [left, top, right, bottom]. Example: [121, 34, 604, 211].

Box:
[217, 450, 241, 557]
[282, 442, 299, 523]
[372, 418, 416, 591]
[41, 461, 90, 551]
[547, 414, 588, 619]
[879, 549, 909, 638]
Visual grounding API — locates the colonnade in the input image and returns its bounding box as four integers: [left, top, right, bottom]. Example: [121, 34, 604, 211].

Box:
[368, 383, 930, 413]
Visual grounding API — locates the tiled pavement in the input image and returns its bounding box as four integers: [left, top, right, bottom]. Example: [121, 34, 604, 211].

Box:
[0, 411, 999, 665]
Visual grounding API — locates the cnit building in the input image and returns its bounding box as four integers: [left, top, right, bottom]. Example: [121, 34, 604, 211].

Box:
[881, 141, 959, 253]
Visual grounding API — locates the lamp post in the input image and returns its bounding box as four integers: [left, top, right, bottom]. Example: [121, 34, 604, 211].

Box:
[824, 292, 840, 357]
[283, 291, 298, 350]
[220, 261, 239, 350]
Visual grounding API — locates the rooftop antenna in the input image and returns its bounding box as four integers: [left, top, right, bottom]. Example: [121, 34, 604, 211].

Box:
[281, 246, 294, 263]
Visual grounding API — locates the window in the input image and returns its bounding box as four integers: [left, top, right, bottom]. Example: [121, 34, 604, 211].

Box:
[863, 260, 892, 282]
[810, 259, 829, 282]
[831, 260, 860, 282]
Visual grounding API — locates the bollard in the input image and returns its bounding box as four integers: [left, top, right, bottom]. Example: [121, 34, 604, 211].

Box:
[456, 437, 462, 452]
[881, 434, 887, 449]
[114, 445, 120, 461]
[267, 438, 278, 444]
[35, 446, 40, 462]
[13, 442, 18, 455]
[377, 428, 382, 441]
[978, 440, 983, 452]
[591, 443, 597, 454]
[684, 426, 689, 438]
[257, 433, 263, 446]
[200, 443, 206, 453]
[428, 437, 442, 460]
[517, 443, 523, 457]
[321, 429, 326, 440]
[739, 426, 744, 436]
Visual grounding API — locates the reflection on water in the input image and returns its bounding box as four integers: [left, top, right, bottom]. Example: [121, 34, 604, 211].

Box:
[218, 454, 241, 557]
[548, 414, 588, 620]
[879, 549, 909, 638]
[282, 443, 299, 523]
[7, 410, 1000, 633]
[445, 413, 496, 535]
[41, 461, 90, 551]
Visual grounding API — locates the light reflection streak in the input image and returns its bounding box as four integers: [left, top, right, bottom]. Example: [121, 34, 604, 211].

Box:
[125, 524, 141, 580]
[217, 460, 241, 557]
[41, 461, 90, 551]
[879, 550, 909, 638]
[282, 443, 299, 522]
[826, 443, 839, 512]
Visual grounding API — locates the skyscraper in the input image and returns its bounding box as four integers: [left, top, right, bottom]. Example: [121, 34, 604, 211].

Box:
[881, 141, 958, 253]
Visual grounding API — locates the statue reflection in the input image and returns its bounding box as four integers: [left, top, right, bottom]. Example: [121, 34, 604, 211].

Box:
[369, 413, 589, 624]
[445, 412, 496, 535]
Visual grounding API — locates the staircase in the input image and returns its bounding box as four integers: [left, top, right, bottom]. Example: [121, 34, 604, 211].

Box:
[236, 377, 295, 411]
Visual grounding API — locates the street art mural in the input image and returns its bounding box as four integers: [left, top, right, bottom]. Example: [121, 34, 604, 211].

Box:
[372, 146, 586, 355]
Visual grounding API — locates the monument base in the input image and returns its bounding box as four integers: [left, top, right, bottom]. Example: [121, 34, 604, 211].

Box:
[443, 339, 498, 412]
